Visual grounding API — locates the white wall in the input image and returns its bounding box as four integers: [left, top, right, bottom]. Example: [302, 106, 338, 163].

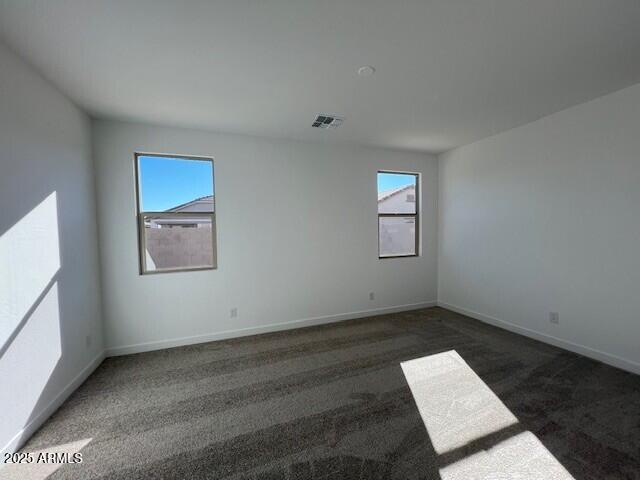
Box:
[93, 120, 438, 355]
[0, 41, 103, 454]
[438, 82, 640, 374]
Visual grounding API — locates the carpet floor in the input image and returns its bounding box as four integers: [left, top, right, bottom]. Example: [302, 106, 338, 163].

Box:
[12, 307, 640, 479]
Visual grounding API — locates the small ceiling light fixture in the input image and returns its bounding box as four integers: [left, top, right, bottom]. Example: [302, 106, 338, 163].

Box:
[357, 65, 376, 77]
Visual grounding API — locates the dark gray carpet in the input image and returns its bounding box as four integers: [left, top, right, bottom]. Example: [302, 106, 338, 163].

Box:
[16, 307, 640, 479]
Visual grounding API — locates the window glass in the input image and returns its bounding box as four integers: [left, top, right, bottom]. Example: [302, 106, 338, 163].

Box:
[377, 171, 419, 258]
[136, 154, 216, 274]
[141, 215, 214, 271]
[378, 172, 416, 214]
[138, 155, 213, 212]
[379, 216, 416, 257]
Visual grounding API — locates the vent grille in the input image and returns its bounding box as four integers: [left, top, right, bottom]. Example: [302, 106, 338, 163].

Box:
[312, 114, 344, 129]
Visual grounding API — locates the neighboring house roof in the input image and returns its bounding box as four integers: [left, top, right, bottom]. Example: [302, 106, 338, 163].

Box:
[377, 184, 414, 202]
[166, 195, 214, 212]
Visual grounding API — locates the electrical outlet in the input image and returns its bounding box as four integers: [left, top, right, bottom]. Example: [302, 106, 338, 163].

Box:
[549, 312, 559, 325]
[230, 307, 238, 318]
[369, 292, 375, 301]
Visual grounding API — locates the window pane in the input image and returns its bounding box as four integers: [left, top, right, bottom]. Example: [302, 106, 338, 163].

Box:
[378, 172, 416, 214]
[138, 156, 214, 212]
[379, 216, 416, 257]
[142, 214, 214, 271]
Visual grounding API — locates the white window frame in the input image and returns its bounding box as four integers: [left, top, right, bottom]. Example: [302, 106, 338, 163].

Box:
[134, 152, 217, 275]
[377, 170, 419, 259]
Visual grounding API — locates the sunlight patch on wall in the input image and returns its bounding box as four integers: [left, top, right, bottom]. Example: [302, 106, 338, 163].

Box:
[0, 282, 62, 451]
[0, 191, 63, 453]
[0, 192, 60, 349]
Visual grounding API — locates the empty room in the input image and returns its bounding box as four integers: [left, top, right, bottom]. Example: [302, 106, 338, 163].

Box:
[1, 1, 639, 479]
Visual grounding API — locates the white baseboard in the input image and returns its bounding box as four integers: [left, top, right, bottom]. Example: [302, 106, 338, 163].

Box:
[0, 350, 106, 457]
[438, 301, 640, 376]
[106, 301, 438, 357]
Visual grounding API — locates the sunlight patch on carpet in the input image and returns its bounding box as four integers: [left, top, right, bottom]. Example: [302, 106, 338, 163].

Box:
[439, 431, 574, 480]
[0, 438, 91, 480]
[401, 350, 574, 479]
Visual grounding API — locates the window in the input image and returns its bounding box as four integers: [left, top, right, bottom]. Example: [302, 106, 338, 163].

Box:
[377, 171, 419, 258]
[135, 153, 216, 274]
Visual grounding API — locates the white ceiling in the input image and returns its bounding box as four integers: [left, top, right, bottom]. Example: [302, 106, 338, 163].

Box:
[1, 0, 640, 153]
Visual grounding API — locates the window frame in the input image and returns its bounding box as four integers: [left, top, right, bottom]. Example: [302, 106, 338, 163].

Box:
[377, 170, 420, 259]
[134, 152, 217, 275]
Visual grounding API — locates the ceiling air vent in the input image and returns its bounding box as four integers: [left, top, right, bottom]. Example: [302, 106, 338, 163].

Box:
[312, 114, 344, 129]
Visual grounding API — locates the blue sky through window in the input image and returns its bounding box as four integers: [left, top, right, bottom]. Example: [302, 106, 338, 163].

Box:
[138, 156, 214, 212]
[377, 172, 416, 194]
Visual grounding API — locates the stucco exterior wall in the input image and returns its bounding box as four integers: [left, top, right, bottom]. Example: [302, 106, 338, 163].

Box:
[146, 227, 214, 270]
